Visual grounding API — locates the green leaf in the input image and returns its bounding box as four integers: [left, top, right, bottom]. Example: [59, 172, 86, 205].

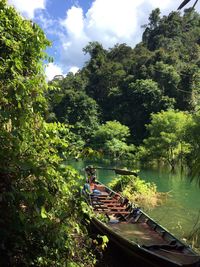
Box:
[41, 206, 48, 219]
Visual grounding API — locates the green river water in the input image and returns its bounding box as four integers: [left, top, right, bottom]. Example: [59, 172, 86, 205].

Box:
[68, 160, 200, 241]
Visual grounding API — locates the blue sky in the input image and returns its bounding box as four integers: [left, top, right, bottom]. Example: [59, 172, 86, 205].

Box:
[7, 0, 200, 80]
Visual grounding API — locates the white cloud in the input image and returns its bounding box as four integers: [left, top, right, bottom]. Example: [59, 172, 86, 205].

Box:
[45, 63, 64, 81]
[68, 66, 79, 74]
[60, 6, 90, 68]
[61, 6, 85, 38]
[8, 0, 46, 18]
[59, 0, 180, 70]
[85, 0, 144, 42]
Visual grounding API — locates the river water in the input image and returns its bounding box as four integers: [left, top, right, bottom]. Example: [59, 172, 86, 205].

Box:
[68, 160, 200, 241]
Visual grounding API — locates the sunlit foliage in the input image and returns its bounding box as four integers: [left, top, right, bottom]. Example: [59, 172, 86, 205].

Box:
[0, 1, 95, 266]
[138, 110, 193, 169]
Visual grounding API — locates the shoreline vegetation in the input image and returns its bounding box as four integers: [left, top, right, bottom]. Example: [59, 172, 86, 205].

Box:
[108, 174, 169, 210]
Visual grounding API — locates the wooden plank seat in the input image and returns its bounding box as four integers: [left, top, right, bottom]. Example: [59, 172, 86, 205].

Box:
[91, 195, 112, 198]
[97, 211, 130, 215]
[95, 206, 128, 211]
[110, 207, 127, 210]
[92, 201, 113, 206]
[93, 203, 124, 208]
[95, 208, 110, 211]
[91, 193, 120, 199]
[91, 194, 117, 198]
[109, 205, 132, 213]
[97, 199, 120, 202]
[94, 206, 110, 210]
[92, 196, 114, 200]
[96, 202, 121, 206]
[92, 203, 124, 210]
[92, 201, 122, 206]
[105, 204, 123, 207]
[92, 203, 104, 207]
[91, 194, 110, 198]
[95, 207, 127, 211]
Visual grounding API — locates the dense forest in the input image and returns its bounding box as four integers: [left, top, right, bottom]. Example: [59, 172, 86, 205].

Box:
[48, 8, 200, 170]
[1, 0, 200, 265]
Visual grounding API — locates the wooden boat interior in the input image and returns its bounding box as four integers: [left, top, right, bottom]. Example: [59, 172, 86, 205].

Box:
[89, 181, 200, 266]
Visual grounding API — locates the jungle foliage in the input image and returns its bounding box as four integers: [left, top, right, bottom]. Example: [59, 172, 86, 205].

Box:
[48, 7, 200, 169]
[90, 121, 135, 160]
[138, 110, 193, 169]
[0, 1, 96, 266]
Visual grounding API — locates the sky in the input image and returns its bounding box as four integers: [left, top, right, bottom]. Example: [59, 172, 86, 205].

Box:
[7, 0, 200, 80]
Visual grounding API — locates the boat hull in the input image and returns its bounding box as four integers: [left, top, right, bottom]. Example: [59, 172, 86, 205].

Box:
[91, 216, 200, 267]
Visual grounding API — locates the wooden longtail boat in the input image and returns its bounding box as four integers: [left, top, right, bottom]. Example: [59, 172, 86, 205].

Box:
[84, 173, 200, 267]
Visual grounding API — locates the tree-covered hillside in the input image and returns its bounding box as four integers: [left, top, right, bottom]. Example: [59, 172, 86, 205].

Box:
[49, 8, 200, 147]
